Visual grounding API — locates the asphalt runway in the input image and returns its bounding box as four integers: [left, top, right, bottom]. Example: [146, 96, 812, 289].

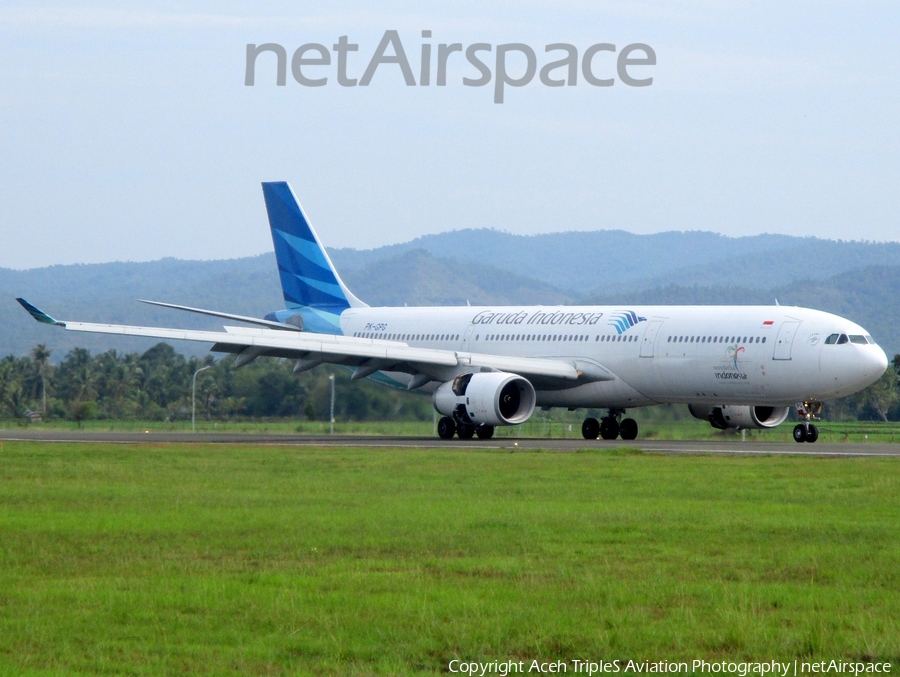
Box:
[0, 429, 898, 457]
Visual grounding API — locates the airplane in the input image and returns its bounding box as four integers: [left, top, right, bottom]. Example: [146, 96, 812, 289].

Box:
[17, 182, 889, 443]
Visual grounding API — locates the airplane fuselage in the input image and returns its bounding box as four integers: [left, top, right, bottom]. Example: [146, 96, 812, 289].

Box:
[341, 304, 888, 409]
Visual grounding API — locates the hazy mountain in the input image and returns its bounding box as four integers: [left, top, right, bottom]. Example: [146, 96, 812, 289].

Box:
[342, 249, 575, 307]
[2, 230, 898, 360]
[0, 255, 282, 359]
[330, 229, 900, 294]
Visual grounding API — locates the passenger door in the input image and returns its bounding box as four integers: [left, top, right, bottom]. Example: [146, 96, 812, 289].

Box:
[773, 320, 800, 360]
[640, 320, 663, 358]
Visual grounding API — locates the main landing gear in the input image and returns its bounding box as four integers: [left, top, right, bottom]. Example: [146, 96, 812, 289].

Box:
[437, 416, 495, 440]
[582, 409, 638, 441]
[792, 401, 822, 443]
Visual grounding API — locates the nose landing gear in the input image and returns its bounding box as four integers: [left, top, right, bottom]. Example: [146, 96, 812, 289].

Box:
[582, 410, 638, 440]
[793, 401, 822, 443]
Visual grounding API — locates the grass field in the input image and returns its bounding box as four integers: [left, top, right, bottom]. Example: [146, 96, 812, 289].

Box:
[0, 442, 898, 675]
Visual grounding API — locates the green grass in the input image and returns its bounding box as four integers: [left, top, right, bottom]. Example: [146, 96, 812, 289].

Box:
[0, 443, 898, 675]
[0, 417, 438, 436]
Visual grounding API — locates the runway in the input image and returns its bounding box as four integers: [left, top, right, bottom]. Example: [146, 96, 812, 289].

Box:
[1, 429, 898, 457]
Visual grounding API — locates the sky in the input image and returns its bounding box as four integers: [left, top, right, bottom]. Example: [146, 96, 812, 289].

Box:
[1, 1, 897, 269]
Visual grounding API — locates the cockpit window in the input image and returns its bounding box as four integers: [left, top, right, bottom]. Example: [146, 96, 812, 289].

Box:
[825, 333, 871, 346]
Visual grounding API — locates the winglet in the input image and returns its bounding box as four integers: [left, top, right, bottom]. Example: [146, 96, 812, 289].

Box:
[15, 298, 65, 327]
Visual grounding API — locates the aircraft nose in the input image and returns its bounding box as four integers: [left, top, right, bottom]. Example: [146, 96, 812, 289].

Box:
[822, 340, 889, 397]
[872, 344, 889, 376]
[857, 344, 889, 388]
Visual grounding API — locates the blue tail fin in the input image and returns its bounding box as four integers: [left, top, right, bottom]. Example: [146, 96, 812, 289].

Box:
[261, 182, 365, 334]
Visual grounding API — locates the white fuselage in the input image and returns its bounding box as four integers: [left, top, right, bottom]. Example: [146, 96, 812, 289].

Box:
[341, 304, 888, 409]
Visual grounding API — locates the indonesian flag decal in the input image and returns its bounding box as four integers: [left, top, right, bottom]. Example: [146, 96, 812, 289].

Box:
[762, 320, 774, 326]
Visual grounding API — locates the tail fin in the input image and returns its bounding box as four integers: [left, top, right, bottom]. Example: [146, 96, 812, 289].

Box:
[262, 182, 366, 333]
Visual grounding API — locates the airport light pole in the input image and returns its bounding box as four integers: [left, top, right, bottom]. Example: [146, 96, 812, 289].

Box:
[192, 365, 212, 432]
[329, 373, 335, 435]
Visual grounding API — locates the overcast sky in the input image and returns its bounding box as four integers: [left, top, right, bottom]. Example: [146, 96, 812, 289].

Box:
[1, 1, 897, 269]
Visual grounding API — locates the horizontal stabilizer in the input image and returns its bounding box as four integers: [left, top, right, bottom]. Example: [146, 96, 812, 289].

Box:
[138, 299, 302, 332]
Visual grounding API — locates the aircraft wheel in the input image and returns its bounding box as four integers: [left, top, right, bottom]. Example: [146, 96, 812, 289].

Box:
[599, 417, 619, 440]
[438, 416, 457, 439]
[582, 417, 600, 440]
[476, 425, 495, 440]
[806, 424, 819, 443]
[792, 424, 807, 443]
[457, 423, 476, 439]
[619, 418, 638, 440]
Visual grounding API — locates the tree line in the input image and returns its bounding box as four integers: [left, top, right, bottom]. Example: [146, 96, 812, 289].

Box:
[0, 343, 898, 424]
[0, 343, 432, 424]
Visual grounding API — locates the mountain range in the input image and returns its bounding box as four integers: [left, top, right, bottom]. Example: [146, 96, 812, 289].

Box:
[2, 229, 898, 360]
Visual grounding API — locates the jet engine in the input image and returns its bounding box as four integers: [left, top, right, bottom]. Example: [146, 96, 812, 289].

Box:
[688, 404, 791, 430]
[433, 372, 536, 426]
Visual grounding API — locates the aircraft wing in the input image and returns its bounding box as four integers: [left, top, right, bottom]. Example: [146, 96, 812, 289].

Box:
[16, 299, 611, 387]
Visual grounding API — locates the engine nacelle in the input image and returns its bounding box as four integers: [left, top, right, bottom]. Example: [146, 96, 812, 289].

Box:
[688, 404, 791, 430]
[433, 372, 536, 426]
